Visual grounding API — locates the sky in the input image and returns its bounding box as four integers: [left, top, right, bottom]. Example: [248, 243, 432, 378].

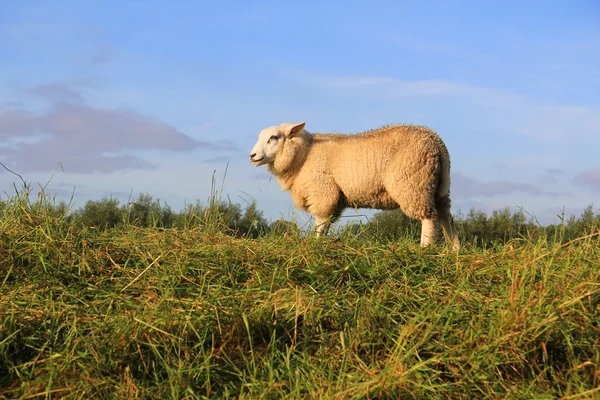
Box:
[1, 0, 599, 227]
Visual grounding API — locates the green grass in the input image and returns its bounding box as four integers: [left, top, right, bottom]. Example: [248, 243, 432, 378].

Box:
[1, 194, 599, 399]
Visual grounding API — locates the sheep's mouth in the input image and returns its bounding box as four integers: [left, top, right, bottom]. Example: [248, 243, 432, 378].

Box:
[250, 157, 265, 166]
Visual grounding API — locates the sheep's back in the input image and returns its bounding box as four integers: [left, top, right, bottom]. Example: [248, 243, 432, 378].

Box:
[301, 125, 446, 208]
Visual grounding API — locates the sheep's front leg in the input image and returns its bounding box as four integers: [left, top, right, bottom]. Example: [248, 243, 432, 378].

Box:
[315, 217, 331, 238]
[310, 186, 340, 239]
[420, 218, 436, 247]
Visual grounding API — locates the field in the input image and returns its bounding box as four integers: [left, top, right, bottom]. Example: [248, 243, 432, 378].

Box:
[1, 193, 599, 399]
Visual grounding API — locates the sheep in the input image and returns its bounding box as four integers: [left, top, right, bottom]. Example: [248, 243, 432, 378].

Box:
[249, 121, 460, 251]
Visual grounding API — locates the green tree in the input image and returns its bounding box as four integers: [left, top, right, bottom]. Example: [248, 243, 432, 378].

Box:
[455, 208, 488, 247]
[561, 204, 599, 241]
[74, 197, 122, 229]
[215, 201, 243, 232]
[487, 207, 529, 243]
[362, 209, 420, 242]
[126, 193, 174, 228]
[237, 200, 269, 238]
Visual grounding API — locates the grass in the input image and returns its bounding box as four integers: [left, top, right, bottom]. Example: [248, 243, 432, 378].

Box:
[1, 192, 599, 399]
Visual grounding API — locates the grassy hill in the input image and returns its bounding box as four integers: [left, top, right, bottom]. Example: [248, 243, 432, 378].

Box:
[1, 194, 599, 399]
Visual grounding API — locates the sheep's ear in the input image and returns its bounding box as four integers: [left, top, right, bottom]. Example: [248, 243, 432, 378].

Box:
[288, 121, 306, 137]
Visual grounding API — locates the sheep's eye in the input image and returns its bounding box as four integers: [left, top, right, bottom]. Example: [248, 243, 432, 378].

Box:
[268, 135, 278, 143]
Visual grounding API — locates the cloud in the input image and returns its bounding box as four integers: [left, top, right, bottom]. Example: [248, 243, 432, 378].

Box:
[573, 168, 600, 193]
[0, 84, 233, 173]
[452, 172, 559, 198]
[280, 70, 600, 144]
[213, 139, 238, 151]
[32, 84, 86, 104]
[280, 69, 473, 97]
[545, 168, 567, 175]
[539, 168, 568, 184]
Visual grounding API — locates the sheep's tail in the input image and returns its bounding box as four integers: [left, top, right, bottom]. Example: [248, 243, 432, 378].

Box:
[436, 150, 460, 251]
[435, 151, 452, 217]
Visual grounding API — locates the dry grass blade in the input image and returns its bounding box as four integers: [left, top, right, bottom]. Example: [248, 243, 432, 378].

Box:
[121, 252, 167, 292]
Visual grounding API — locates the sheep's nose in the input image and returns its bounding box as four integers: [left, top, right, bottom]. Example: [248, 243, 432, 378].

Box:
[250, 153, 256, 159]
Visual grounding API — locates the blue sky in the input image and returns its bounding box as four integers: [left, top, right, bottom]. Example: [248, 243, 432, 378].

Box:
[1, 0, 599, 226]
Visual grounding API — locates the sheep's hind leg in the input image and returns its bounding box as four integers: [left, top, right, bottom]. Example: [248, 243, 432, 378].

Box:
[420, 218, 436, 247]
[315, 217, 331, 238]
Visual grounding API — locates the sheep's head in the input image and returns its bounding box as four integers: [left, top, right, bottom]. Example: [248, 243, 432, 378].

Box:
[249, 121, 306, 167]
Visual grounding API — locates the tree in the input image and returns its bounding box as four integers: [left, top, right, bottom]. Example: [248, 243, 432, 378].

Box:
[361, 209, 420, 242]
[126, 193, 174, 228]
[238, 200, 269, 238]
[74, 197, 122, 229]
[455, 208, 488, 247]
[561, 204, 599, 241]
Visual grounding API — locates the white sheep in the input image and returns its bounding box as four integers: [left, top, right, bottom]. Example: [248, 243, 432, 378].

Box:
[249, 121, 460, 250]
